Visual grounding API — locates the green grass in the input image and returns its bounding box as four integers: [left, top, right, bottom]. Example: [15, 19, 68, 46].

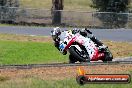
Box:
[64, 0, 94, 11]
[129, 1, 132, 9]
[20, 0, 52, 9]
[0, 34, 132, 65]
[0, 34, 132, 88]
[0, 76, 9, 82]
[0, 40, 68, 65]
[20, 0, 132, 11]
[0, 23, 46, 27]
[0, 24, 15, 26]
[20, 0, 95, 11]
[0, 77, 132, 88]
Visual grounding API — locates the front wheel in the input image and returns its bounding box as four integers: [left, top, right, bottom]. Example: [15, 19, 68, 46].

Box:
[69, 54, 76, 63]
[69, 46, 89, 62]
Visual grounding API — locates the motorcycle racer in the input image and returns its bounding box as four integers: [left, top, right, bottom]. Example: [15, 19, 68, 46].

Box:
[51, 27, 107, 53]
[51, 27, 112, 63]
[51, 27, 61, 50]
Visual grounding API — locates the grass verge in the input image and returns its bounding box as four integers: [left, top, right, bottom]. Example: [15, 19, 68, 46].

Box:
[0, 34, 131, 64]
[0, 77, 132, 88]
[0, 76, 9, 82]
[20, 0, 132, 11]
[20, 0, 94, 11]
[0, 40, 68, 65]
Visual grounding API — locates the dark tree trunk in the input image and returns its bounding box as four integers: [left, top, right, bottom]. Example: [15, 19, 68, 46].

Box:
[51, 0, 63, 25]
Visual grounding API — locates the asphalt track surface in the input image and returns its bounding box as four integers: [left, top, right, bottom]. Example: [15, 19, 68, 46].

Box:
[0, 58, 132, 69]
[0, 26, 132, 42]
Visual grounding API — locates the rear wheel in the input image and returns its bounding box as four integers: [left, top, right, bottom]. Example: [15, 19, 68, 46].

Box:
[69, 46, 89, 62]
[103, 48, 113, 62]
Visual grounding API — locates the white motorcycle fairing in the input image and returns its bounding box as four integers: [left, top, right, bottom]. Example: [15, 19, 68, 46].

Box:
[58, 31, 99, 60]
[75, 33, 98, 60]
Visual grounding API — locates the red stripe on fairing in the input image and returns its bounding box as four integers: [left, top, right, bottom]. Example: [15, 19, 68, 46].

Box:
[91, 48, 105, 61]
[64, 37, 76, 50]
[98, 53, 105, 60]
[91, 48, 99, 61]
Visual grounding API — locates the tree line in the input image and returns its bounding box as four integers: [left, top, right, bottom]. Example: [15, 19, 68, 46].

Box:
[0, 0, 131, 28]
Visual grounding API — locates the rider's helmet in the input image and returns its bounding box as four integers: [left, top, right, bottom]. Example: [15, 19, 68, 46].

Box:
[52, 27, 61, 35]
[51, 27, 61, 40]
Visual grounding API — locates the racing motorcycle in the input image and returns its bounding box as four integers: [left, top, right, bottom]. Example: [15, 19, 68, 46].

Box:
[51, 29, 113, 63]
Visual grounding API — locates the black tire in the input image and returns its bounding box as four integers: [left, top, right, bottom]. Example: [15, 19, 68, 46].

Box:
[69, 54, 76, 63]
[76, 75, 86, 85]
[69, 46, 87, 62]
[103, 48, 113, 62]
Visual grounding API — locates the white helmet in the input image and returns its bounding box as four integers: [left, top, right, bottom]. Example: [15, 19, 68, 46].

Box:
[51, 27, 61, 36]
[51, 27, 61, 40]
